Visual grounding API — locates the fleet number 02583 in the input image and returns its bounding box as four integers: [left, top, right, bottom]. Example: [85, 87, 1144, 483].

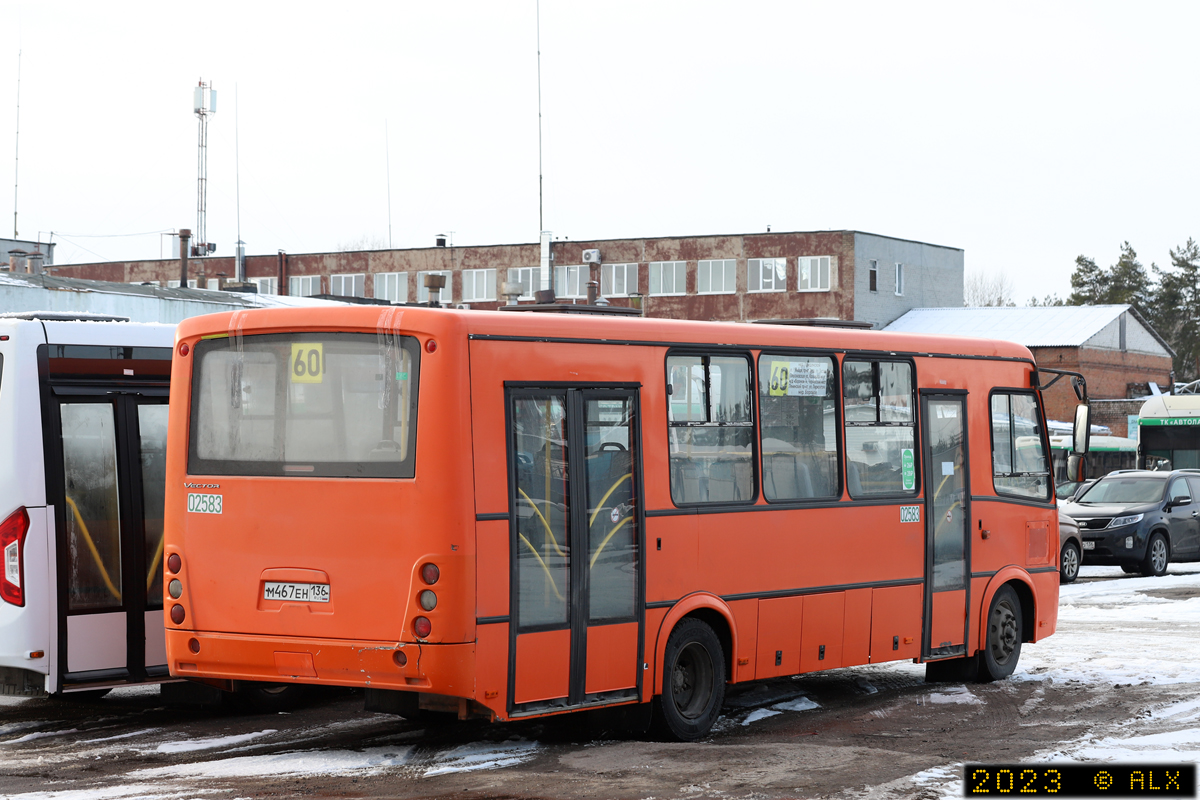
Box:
[187, 493, 223, 514]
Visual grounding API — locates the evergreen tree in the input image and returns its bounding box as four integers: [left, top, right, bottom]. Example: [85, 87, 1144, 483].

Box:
[1104, 242, 1153, 318]
[1067, 255, 1107, 305]
[1154, 239, 1200, 381]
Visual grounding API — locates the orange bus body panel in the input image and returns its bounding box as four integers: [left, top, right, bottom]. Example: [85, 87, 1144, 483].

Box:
[163, 305, 1062, 726]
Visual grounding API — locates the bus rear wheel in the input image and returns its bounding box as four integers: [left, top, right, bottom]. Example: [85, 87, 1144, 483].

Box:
[654, 618, 725, 741]
[980, 585, 1022, 682]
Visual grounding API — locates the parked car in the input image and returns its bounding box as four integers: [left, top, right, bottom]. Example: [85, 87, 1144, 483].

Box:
[1060, 469, 1200, 577]
[1055, 479, 1095, 502]
[1058, 510, 1082, 584]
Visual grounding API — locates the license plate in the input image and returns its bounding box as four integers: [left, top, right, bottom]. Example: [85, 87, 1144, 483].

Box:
[263, 582, 330, 603]
[1082, 541, 1095, 550]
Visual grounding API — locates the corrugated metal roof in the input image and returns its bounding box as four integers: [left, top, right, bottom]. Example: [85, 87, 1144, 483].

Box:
[883, 305, 1133, 347]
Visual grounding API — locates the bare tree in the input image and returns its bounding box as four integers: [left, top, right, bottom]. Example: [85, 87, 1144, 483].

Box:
[337, 235, 389, 252]
[964, 268, 1016, 307]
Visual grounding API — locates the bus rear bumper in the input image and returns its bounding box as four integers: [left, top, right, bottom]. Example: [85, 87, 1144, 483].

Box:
[165, 629, 476, 698]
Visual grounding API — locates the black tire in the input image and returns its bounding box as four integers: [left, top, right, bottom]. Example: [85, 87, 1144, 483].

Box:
[1140, 533, 1169, 577]
[239, 681, 308, 713]
[979, 585, 1022, 682]
[653, 618, 725, 741]
[1059, 541, 1081, 584]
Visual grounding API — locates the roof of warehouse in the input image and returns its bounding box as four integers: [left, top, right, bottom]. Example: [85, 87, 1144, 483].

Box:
[883, 304, 1160, 348]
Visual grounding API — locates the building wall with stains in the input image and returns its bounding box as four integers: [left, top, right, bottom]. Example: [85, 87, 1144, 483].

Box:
[48, 230, 961, 327]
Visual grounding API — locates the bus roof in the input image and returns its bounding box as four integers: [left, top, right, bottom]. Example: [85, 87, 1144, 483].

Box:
[1139, 393, 1200, 419]
[175, 306, 1038, 363]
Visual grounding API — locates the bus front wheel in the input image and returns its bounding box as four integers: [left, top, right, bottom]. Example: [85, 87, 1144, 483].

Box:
[979, 585, 1022, 682]
[654, 618, 725, 741]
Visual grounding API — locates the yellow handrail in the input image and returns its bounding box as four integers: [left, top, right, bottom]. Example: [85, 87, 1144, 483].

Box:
[590, 516, 632, 569]
[516, 488, 566, 558]
[588, 473, 632, 528]
[146, 533, 164, 592]
[63, 496, 122, 602]
[518, 533, 564, 601]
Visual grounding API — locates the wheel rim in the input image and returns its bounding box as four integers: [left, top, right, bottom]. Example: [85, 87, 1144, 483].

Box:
[989, 599, 1019, 666]
[1151, 538, 1168, 572]
[671, 641, 715, 720]
[1062, 545, 1079, 580]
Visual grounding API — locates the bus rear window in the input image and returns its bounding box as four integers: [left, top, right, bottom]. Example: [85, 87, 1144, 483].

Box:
[189, 332, 419, 478]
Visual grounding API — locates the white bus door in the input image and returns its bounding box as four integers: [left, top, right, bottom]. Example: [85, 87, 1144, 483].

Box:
[47, 391, 169, 689]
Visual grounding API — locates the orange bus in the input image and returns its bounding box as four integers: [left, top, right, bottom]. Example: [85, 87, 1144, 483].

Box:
[162, 305, 1084, 740]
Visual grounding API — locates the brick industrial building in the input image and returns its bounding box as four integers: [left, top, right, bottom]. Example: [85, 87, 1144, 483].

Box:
[886, 305, 1174, 435]
[44, 229, 964, 329]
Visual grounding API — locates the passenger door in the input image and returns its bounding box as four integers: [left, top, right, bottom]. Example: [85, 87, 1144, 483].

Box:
[920, 393, 970, 659]
[507, 388, 644, 715]
[47, 394, 169, 687]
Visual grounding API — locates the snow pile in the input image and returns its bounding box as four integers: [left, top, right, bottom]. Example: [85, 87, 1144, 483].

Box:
[422, 741, 542, 776]
[133, 746, 415, 779]
[151, 729, 278, 754]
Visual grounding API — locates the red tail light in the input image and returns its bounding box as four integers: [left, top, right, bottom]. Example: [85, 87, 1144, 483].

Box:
[413, 616, 432, 638]
[0, 507, 30, 607]
[420, 563, 439, 585]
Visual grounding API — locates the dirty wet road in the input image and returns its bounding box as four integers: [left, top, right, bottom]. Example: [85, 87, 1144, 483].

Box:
[2, 566, 1198, 799]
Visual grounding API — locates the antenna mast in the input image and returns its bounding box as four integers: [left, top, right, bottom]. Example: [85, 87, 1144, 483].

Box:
[385, 119, 393, 248]
[193, 79, 217, 256]
[536, 0, 544, 233]
[235, 84, 243, 281]
[13, 50, 20, 238]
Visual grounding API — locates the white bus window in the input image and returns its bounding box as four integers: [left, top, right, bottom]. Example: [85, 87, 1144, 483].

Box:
[758, 354, 839, 501]
[191, 333, 420, 478]
[991, 392, 1051, 501]
[667, 354, 754, 504]
[138, 404, 169, 607]
[61, 404, 123, 611]
[843, 360, 917, 497]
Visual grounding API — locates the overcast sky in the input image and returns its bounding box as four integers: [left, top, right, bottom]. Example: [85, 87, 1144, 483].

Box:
[0, 2, 1196, 303]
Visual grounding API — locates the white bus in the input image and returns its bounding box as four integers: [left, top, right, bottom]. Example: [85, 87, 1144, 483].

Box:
[0, 313, 174, 696]
[1138, 394, 1200, 471]
[1048, 435, 1139, 499]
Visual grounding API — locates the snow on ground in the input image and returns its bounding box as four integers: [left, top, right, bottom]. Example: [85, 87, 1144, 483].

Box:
[893, 564, 1200, 798]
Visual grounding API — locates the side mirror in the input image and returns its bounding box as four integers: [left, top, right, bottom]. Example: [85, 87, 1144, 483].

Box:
[1073, 404, 1091, 455]
[1066, 454, 1086, 483]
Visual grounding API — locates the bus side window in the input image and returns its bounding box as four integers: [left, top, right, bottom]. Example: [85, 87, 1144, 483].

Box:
[991, 392, 1051, 501]
[842, 360, 916, 497]
[757, 354, 839, 501]
[667, 354, 754, 505]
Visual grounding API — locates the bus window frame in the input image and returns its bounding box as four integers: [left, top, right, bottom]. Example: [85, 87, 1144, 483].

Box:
[186, 332, 421, 479]
[756, 348, 844, 504]
[988, 387, 1054, 506]
[841, 356, 921, 501]
[664, 347, 760, 509]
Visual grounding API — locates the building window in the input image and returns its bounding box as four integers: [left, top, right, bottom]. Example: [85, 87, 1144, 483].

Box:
[205, 278, 220, 291]
[288, 275, 321, 297]
[463, 268, 497, 302]
[251, 277, 278, 295]
[374, 272, 408, 304]
[869, 260, 878, 292]
[167, 279, 199, 289]
[797, 256, 831, 292]
[748, 258, 786, 293]
[843, 359, 916, 497]
[601, 263, 638, 297]
[667, 353, 754, 504]
[555, 265, 588, 299]
[991, 392, 1051, 501]
[331, 273, 365, 298]
[895, 263, 904, 296]
[509, 266, 545, 300]
[697, 259, 736, 294]
[417, 270, 452, 304]
[648, 261, 686, 296]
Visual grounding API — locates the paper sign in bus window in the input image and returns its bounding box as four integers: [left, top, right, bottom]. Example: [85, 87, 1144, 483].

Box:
[290, 343, 324, 384]
[769, 360, 829, 397]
